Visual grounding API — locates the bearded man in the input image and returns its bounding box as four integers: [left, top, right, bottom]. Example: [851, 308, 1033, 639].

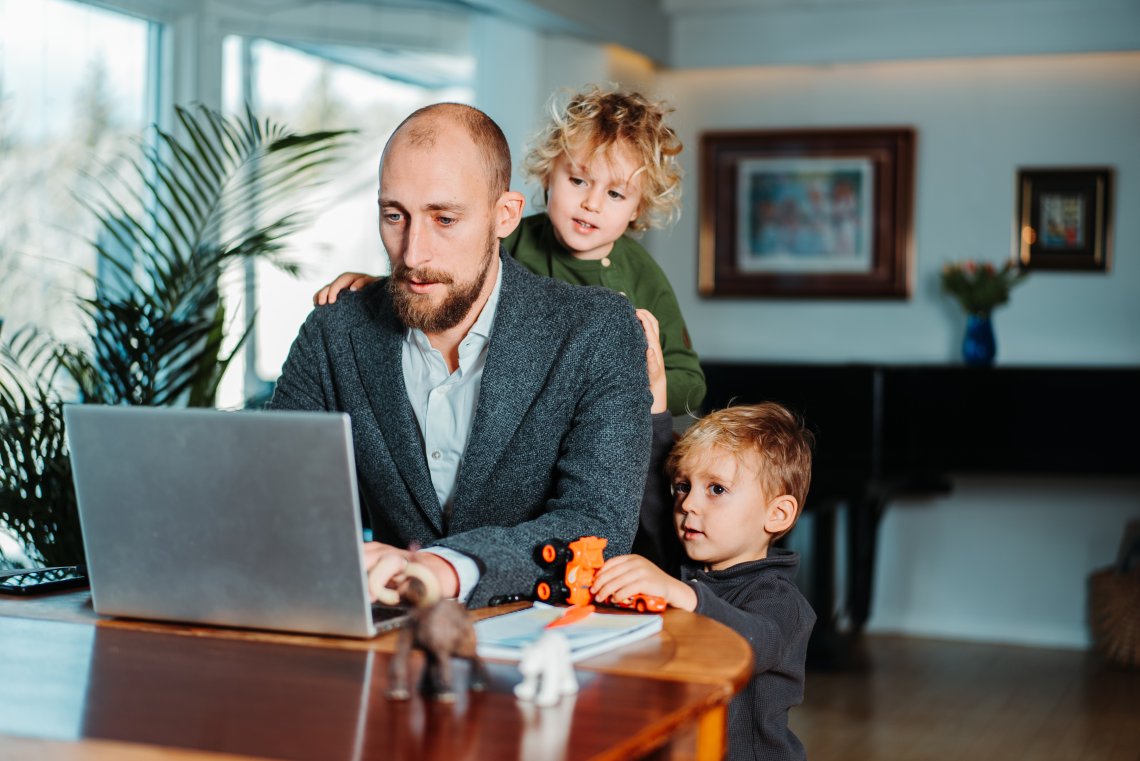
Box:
[268, 103, 652, 608]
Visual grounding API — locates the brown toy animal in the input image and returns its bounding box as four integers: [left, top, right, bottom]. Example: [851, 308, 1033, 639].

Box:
[385, 562, 488, 702]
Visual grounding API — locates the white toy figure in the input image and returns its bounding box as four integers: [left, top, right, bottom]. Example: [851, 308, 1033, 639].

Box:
[514, 631, 578, 706]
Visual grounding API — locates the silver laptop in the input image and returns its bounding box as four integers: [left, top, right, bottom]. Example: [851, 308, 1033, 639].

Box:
[64, 404, 407, 638]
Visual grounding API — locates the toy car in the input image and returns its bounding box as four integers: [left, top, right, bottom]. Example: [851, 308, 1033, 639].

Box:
[533, 536, 607, 607]
[532, 536, 666, 614]
[606, 592, 667, 614]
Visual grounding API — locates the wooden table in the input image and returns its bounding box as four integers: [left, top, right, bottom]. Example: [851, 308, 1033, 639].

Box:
[0, 591, 752, 761]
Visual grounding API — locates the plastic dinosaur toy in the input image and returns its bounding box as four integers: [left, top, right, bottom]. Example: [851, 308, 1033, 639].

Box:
[385, 562, 488, 702]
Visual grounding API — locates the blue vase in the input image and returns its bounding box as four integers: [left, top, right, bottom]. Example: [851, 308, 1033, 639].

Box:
[962, 313, 996, 366]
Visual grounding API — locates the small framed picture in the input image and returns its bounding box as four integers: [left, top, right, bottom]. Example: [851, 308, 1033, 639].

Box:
[699, 127, 915, 299]
[1015, 167, 1113, 272]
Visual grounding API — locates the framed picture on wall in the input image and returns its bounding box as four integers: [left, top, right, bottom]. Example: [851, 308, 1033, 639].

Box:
[698, 127, 915, 298]
[1015, 167, 1113, 272]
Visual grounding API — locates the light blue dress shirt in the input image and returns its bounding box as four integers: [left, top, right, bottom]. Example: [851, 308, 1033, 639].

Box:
[400, 260, 503, 601]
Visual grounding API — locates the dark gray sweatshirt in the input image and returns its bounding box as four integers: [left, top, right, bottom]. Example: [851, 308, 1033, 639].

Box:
[683, 548, 815, 761]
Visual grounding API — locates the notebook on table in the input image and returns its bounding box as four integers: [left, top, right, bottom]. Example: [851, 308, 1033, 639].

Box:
[64, 404, 407, 638]
[474, 602, 664, 662]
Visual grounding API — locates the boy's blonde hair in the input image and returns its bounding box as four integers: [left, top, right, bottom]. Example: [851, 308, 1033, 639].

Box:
[522, 84, 683, 232]
[667, 403, 814, 538]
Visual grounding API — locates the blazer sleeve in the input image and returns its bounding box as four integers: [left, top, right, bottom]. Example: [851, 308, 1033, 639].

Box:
[266, 311, 333, 412]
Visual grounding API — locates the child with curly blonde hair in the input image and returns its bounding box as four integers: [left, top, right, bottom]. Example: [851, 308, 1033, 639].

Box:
[315, 85, 705, 416]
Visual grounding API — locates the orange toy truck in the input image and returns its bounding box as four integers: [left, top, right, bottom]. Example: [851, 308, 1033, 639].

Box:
[532, 536, 666, 613]
[533, 535, 607, 607]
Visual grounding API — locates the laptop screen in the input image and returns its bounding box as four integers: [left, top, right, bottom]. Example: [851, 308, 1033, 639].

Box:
[65, 405, 386, 638]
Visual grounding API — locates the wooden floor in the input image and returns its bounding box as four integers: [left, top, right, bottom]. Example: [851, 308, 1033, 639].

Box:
[790, 635, 1140, 761]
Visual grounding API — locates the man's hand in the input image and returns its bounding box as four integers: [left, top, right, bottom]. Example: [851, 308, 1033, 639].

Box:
[635, 309, 667, 415]
[410, 552, 460, 599]
[313, 272, 379, 306]
[363, 541, 460, 603]
[590, 554, 697, 612]
[364, 542, 413, 604]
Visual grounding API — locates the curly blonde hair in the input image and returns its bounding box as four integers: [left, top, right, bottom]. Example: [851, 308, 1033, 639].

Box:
[522, 85, 683, 233]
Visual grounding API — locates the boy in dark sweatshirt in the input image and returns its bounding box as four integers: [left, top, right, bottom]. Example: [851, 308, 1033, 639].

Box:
[592, 402, 816, 761]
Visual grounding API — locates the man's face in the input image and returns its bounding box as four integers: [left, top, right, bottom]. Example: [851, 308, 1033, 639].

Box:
[387, 226, 497, 333]
[379, 122, 502, 334]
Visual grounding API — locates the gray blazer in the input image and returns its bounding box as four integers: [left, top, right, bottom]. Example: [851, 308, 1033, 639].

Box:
[269, 251, 652, 607]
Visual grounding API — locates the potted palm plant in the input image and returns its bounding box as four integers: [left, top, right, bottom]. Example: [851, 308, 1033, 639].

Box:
[0, 326, 82, 567]
[0, 105, 348, 567]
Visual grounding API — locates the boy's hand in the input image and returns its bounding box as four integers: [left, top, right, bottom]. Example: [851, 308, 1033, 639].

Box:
[591, 554, 697, 612]
[313, 272, 379, 306]
[635, 309, 667, 414]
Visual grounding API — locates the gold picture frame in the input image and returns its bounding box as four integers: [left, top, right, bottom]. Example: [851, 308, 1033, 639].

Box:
[1015, 167, 1113, 272]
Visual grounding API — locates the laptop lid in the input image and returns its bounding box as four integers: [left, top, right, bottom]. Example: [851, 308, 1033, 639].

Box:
[64, 404, 384, 638]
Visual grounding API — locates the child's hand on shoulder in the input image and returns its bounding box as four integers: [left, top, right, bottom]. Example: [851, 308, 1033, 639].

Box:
[634, 309, 667, 414]
[591, 554, 697, 612]
[313, 272, 379, 306]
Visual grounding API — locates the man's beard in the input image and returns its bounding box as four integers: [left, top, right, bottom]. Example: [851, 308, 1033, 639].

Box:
[388, 230, 497, 333]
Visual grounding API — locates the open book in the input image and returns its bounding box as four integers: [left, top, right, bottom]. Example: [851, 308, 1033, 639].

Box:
[474, 602, 664, 662]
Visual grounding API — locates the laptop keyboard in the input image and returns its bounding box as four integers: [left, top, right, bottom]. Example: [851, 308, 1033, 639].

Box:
[371, 604, 411, 633]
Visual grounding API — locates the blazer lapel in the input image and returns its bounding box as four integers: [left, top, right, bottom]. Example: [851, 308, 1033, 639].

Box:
[453, 257, 558, 516]
[351, 293, 443, 534]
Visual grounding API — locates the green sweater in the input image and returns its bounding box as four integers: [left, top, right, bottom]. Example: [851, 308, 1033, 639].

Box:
[504, 214, 706, 415]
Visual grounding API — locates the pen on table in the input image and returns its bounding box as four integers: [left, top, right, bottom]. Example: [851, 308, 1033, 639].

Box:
[545, 604, 595, 629]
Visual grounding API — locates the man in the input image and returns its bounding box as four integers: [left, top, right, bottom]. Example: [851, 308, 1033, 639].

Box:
[269, 103, 652, 608]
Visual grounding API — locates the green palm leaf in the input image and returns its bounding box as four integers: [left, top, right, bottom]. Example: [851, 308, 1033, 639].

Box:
[0, 327, 82, 567]
[1, 105, 350, 565]
[80, 104, 350, 406]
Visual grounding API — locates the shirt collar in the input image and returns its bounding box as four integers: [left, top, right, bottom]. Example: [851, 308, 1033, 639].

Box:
[467, 254, 503, 341]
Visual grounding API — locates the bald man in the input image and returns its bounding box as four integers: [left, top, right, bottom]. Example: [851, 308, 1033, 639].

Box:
[269, 104, 652, 608]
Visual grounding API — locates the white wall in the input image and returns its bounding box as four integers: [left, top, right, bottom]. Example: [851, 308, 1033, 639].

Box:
[653, 53, 1140, 365]
[471, 13, 544, 195]
[669, 0, 1140, 69]
[873, 477, 1140, 648]
[651, 52, 1140, 647]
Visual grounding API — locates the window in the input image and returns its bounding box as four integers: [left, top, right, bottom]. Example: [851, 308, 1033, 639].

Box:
[0, 0, 159, 344]
[219, 36, 473, 406]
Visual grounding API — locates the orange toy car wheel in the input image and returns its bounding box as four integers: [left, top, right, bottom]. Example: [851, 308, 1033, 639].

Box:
[535, 539, 571, 567]
[533, 576, 569, 603]
[635, 599, 647, 613]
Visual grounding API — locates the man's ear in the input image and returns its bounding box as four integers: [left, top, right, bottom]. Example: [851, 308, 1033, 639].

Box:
[764, 494, 798, 536]
[494, 190, 526, 239]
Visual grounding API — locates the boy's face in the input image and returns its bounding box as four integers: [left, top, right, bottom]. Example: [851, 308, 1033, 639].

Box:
[672, 446, 774, 571]
[545, 141, 644, 261]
